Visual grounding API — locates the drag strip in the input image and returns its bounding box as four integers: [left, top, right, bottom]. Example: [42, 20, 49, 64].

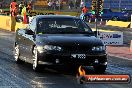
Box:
[0, 29, 131, 88]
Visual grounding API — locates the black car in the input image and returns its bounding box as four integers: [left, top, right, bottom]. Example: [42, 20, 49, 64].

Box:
[14, 15, 107, 73]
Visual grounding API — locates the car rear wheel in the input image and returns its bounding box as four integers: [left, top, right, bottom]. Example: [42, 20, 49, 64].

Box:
[14, 45, 23, 64]
[33, 46, 42, 72]
[112, 17, 119, 21]
[94, 65, 106, 74]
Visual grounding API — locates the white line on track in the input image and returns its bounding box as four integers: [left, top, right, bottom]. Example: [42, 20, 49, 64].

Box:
[108, 54, 132, 61]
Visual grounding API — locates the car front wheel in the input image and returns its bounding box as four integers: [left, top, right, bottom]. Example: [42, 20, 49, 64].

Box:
[33, 46, 42, 72]
[112, 17, 119, 21]
[14, 44, 23, 64]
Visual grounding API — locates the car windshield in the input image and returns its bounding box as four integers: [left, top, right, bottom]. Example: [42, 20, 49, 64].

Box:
[37, 18, 93, 34]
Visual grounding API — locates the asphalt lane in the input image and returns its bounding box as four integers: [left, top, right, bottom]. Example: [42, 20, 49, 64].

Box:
[0, 29, 131, 88]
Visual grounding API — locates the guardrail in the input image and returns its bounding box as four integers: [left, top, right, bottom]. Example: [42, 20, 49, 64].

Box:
[0, 15, 27, 31]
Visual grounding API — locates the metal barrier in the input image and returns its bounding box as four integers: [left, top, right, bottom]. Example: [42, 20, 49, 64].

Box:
[0, 15, 27, 31]
[106, 20, 131, 28]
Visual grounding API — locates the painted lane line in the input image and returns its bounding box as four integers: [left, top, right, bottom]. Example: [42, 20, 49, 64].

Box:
[108, 54, 132, 61]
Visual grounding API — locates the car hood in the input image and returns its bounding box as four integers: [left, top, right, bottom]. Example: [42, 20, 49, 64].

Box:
[36, 34, 103, 47]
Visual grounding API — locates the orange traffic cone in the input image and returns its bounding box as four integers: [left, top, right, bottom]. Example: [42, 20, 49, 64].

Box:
[23, 12, 27, 24]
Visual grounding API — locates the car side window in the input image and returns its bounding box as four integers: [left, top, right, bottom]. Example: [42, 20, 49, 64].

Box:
[28, 18, 36, 32]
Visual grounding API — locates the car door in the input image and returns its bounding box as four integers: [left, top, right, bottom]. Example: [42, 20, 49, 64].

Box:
[101, 9, 112, 20]
[22, 18, 37, 63]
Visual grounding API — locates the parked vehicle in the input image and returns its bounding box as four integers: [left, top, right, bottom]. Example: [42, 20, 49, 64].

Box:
[80, 8, 131, 21]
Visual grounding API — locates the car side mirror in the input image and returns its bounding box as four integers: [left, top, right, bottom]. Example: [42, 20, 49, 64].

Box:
[16, 16, 23, 23]
[94, 31, 100, 37]
[25, 30, 34, 35]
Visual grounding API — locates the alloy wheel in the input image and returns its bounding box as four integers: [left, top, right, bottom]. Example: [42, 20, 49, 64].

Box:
[33, 46, 38, 70]
[14, 45, 19, 61]
[33, 46, 42, 72]
[14, 45, 23, 63]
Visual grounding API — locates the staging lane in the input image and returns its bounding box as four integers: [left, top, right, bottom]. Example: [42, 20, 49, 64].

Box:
[0, 29, 131, 88]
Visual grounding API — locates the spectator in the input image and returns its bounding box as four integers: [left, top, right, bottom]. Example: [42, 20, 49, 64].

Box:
[81, 6, 88, 20]
[82, 6, 88, 14]
[52, 1, 56, 10]
[10, 0, 18, 17]
[69, 1, 74, 10]
[5, 3, 8, 8]
[10, 0, 18, 31]
[75, 1, 77, 9]
[21, 4, 29, 23]
[75, 1, 80, 9]
[27, 2, 32, 13]
[56, 0, 59, 10]
[48, 1, 52, 10]
[60, 1, 63, 10]
[19, 2, 23, 15]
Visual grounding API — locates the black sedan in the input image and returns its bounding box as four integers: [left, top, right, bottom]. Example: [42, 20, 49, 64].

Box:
[14, 15, 107, 73]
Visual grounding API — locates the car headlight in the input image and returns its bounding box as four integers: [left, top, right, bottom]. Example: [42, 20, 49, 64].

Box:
[37, 46, 45, 53]
[37, 45, 62, 53]
[92, 46, 106, 51]
[44, 45, 62, 51]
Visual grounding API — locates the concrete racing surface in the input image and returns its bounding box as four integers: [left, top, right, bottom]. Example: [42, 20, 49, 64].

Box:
[0, 29, 131, 88]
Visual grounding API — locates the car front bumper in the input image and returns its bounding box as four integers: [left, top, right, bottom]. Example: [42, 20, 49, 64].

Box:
[37, 52, 107, 66]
